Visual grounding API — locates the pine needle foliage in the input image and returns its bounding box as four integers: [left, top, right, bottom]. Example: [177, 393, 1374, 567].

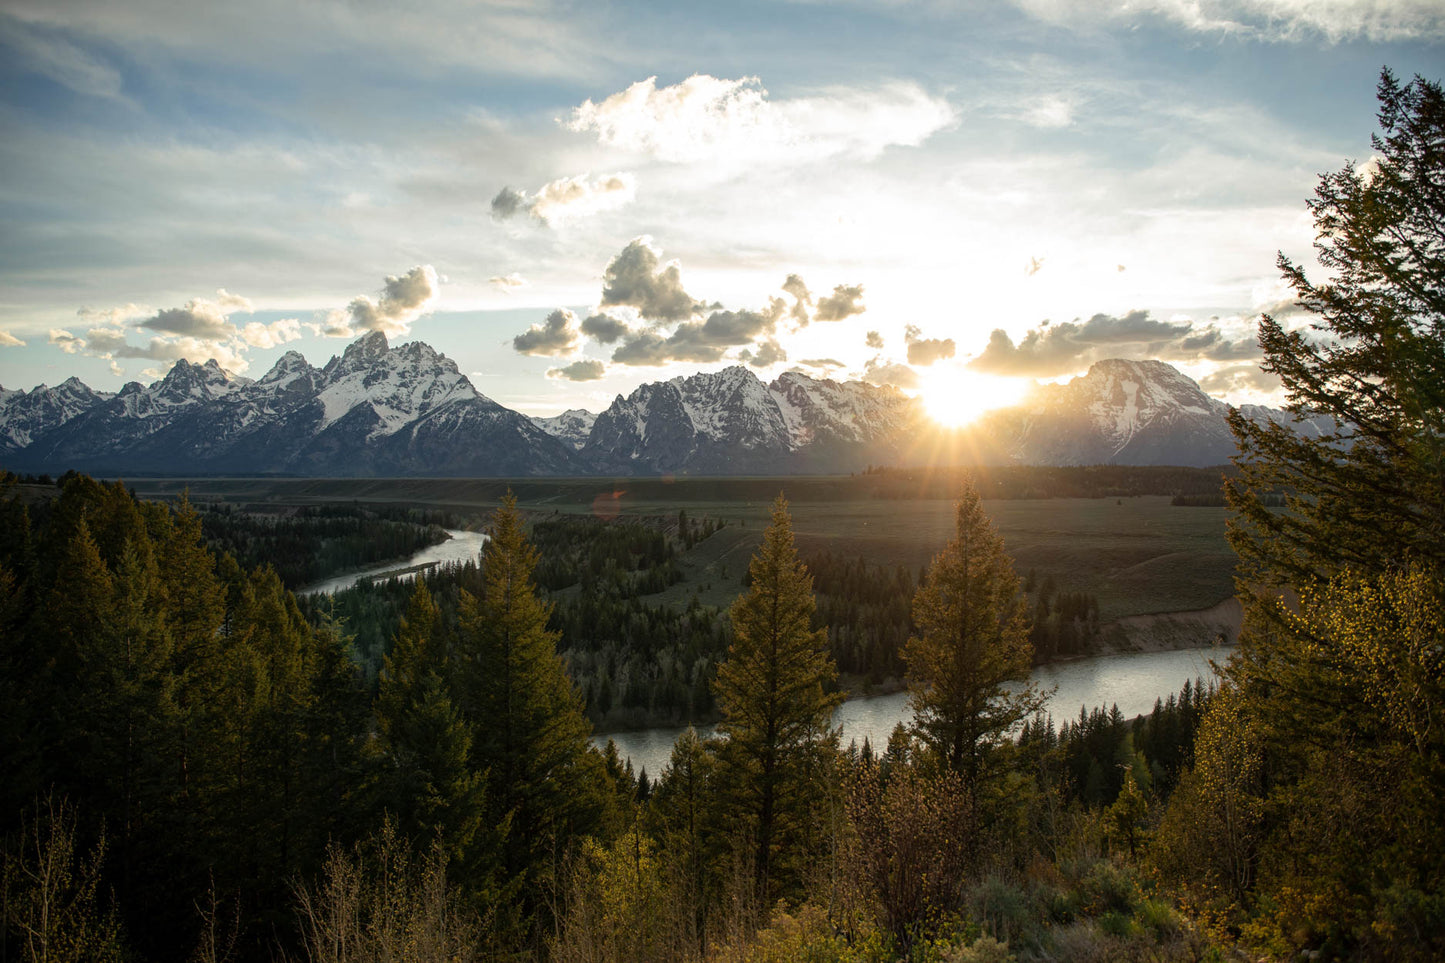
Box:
[712, 494, 842, 903]
[904, 478, 1044, 784]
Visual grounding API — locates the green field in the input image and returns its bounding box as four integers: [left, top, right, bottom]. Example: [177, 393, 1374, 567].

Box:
[127, 475, 1237, 621]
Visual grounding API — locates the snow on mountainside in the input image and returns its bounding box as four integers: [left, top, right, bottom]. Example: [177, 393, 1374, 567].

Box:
[1, 348, 1335, 476]
[7, 333, 573, 476]
[530, 409, 598, 450]
[0, 377, 115, 452]
[976, 358, 1311, 467]
[581, 365, 920, 474]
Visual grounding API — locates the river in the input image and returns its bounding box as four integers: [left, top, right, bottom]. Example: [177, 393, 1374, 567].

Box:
[297, 529, 489, 596]
[597, 643, 1233, 778]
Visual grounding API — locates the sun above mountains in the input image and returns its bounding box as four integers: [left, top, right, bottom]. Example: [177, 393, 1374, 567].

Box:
[919, 368, 1030, 427]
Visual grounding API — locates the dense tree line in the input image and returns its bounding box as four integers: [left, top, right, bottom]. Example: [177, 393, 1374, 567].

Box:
[2, 71, 1436, 963]
[1154, 70, 1445, 961]
[861, 463, 1238, 500]
[196, 501, 458, 588]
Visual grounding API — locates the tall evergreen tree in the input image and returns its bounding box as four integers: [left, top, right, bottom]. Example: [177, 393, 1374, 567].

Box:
[904, 478, 1043, 784]
[712, 494, 841, 903]
[1199, 70, 1445, 959]
[454, 494, 606, 934]
[372, 579, 486, 865]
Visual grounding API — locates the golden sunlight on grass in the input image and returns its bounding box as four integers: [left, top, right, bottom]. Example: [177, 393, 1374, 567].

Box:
[919, 366, 1029, 427]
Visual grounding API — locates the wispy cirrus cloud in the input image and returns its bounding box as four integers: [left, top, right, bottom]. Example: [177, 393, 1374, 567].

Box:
[1011, 0, 1445, 42]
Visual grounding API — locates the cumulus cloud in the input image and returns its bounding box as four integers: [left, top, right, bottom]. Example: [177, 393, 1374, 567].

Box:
[566, 74, 956, 168]
[739, 339, 787, 368]
[1167, 322, 1261, 362]
[600, 238, 702, 322]
[815, 284, 865, 322]
[865, 330, 884, 349]
[580, 312, 632, 344]
[49, 329, 84, 354]
[344, 265, 439, 337]
[0, 331, 25, 347]
[968, 309, 1271, 378]
[610, 304, 782, 367]
[1011, 0, 1445, 43]
[513, 309, 582, 356]
[52, 325, 251, 372]
[77, 303, 148, 326]
[139, 291, 251, 340]
[782, 273, 812, 324]
[490, 273, 527, 291]
[904, 324, 957, 366]
[798, 358, 845, 371]
[491, 172, 636, 226]
[548, 359, 607, 381]
[612, 329, 721, 366]
[861, 357, 920, 389]
[240, 318, 303, 349]
[490, 186, 526, 219]
[969, 310, 1195, 377]
[1199, 363, 1282, 397]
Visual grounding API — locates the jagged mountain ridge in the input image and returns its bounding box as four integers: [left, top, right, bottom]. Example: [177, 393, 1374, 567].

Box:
[8, 332, 574, 476]
[580, 366, 922, 474]
[2, 339, 1324, 476]
[973, 359, 1334, 467]
[0, 377, 116, 453]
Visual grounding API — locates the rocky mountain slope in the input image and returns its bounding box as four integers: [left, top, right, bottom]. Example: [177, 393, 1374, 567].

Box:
[8, 333, 574, 476]
[2, 338, 1328, 476]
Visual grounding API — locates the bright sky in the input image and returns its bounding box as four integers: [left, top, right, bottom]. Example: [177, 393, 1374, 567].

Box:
[0, 1, 1441, 416]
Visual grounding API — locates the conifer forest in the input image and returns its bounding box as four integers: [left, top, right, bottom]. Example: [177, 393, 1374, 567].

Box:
[2, 70, 1442, 963]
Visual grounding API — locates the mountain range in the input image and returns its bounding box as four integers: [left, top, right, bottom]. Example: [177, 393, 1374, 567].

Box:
[0, 333, 1327, 477]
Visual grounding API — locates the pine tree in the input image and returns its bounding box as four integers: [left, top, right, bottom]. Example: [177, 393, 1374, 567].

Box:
[373, 579, 486, 866]
[1200, 70, 1445, 958]
[712, 494, 841, 903]
[454, 494, 605, 933]
[904, 478, 1043, 784]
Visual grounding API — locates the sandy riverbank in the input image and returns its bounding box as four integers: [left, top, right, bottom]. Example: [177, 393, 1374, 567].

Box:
[1090, 597, 1242, 658]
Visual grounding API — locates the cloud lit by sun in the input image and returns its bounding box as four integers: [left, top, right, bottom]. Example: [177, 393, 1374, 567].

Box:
[919, 366, 1031, 427]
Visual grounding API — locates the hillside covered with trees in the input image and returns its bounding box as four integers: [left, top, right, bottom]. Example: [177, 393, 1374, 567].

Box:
[0, 69, 1440, 963]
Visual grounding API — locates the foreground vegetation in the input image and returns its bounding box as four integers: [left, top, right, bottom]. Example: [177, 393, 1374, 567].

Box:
[1, 69, 1440, 963]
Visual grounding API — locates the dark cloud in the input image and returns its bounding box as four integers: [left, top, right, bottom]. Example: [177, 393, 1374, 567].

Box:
[346, 265, 440, 336]
[608, 305, 779, 367]
[491, 186, 525, 219]
[611, 329, 726, 366]
[696, 308, 775, 344]
[815, 283, 865, 322]
[798, 358, 845, 370]
[580, 312, 632, 344]
[140, 292, 249, 340]
[782, 274, 811, 304]
[782, 273, 812, 325]
[1171, 323, 1261, 362]
[739, 339, 787, 368]
[904, 324, 956, 366]
[513, 309, 581, 356]
[548, 359, 607, 381]
[865, 330, 884, 349]
[969, 310, 1195, 377]
[600, 238, 701, 322]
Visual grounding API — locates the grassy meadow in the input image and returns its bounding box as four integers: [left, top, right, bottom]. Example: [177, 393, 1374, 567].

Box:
[126, 474, 1237, 621]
